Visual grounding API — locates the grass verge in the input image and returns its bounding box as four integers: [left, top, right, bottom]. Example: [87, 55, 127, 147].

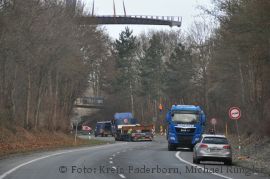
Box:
[0, 127, 110, 158]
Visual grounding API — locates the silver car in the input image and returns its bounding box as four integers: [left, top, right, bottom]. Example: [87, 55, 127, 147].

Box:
[193, 134, 232, 165]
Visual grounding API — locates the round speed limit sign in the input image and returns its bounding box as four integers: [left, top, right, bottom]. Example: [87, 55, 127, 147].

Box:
[211, 118, 217, 125]
[229, 107, 241, 120]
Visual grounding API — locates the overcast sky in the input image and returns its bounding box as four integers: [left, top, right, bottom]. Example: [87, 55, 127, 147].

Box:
[82, 0, 213, 38]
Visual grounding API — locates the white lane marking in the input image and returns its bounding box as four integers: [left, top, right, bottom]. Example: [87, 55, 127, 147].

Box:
[175, 152, 233, 179]
[109, 157, 113, 160]
[0, 151, 68, 179]
[117, 152, 120, 154]
[112, 154, 116, 157]
[109, 161, 113, 164]
[119, 174, 126, 178]
[0, 143, 127, 179]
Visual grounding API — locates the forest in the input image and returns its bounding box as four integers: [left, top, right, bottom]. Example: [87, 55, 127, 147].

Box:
[0, 0, 269, 137]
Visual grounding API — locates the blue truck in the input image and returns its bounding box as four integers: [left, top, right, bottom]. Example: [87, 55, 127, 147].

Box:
[166, 105, 206, 151]
[94, 121, 113, 137]
[112, 112, 138, 141]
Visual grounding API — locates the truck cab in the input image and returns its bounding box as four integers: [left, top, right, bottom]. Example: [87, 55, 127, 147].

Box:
[94, 121, 113, 137]
[166, 105, 206, 151]
[112, 112, 138, 141]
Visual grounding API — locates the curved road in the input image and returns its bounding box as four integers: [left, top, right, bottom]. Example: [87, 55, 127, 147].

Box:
[0, 136, 268, 179]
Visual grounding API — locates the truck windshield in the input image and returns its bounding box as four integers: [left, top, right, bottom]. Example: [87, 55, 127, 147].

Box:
[104, 123, 111, 130]
[115, 118, 137, 125]
[172, 113, 199, 124]
[96, 123, 104, 129]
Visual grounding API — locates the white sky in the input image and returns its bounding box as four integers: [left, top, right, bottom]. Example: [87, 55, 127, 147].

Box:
[82, 0, 213, 38]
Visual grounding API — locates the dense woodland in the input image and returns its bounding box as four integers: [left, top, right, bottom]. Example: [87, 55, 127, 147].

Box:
[0, 0, 110, 131]
[99, 0, 270, 136]
[0, 0, 269, 136]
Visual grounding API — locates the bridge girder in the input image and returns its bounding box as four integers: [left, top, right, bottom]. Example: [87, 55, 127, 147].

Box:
[74, 104, 104, 109]
[76, 16, 182, 27]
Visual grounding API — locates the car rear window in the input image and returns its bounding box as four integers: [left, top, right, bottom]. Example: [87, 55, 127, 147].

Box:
[202, 137, 228, 144]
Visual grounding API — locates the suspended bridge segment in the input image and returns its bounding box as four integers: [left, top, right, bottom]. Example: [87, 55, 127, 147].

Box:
[76, 15, 182, 27]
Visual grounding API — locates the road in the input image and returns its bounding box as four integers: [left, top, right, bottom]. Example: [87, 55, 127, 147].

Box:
[78, 134, 115, 142]
[0, 136, 269, 179]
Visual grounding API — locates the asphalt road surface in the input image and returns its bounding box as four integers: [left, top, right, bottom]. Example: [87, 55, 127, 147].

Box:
[0, 136, 269, 179]
[78, 134, 115, 142]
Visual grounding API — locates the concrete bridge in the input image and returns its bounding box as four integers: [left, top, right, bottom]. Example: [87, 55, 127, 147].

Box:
[74, 97, 104, 109]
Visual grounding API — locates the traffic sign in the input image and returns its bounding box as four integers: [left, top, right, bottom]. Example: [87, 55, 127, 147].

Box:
[124, 118, 129, 124]
[211, 118, 217, 125]
[82, 125, 91, 131]
[159, 104, 163, 113]
[229, 107, 241, 120]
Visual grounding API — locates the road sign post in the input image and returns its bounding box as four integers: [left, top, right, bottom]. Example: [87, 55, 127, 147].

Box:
[229, 107, 241, 156]
[225, 122, 228, 136]
[210, 118, 217, 132]
[74, 120, 78, 145]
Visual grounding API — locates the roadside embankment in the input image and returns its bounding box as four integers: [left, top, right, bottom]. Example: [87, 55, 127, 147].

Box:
[228, 134, 270, 174]
[0, 127, 108, 157]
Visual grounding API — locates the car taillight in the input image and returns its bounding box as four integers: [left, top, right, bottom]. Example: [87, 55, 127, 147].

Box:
[199, 144, 208, 148]
[223, 145, 231, 149]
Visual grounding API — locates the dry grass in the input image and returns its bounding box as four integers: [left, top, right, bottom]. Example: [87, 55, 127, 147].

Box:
[0, 127, 107, 157]
[228, 134, 270, 175]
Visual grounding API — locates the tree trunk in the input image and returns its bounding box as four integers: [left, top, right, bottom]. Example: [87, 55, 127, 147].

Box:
[10, 64, 18, 122]
[52, 72, 59, 131]
[34, 91, 42, 130]
[34, 69, 45, 130]
[129, 81, 134, 115]
[25, 71, 31, 129]
[238, 60, 245, 105]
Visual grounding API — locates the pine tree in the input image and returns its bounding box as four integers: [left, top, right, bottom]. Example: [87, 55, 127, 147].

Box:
[165, 43, 194, 103]
[140, 34, 165, 100]
[113, 27, 139, 115]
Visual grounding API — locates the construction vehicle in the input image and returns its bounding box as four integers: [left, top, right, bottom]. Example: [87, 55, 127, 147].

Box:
[112, 112, 138, 141]
[122, 125, 154, 142]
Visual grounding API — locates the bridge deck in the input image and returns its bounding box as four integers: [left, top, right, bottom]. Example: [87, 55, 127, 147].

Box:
[74, 97, 104, 109]
[76, 15, 182, 27]
[74, 104, 104, 109]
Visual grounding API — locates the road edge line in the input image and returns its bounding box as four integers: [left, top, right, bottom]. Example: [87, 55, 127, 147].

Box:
[0, 142, 127, 179]
[119, 174, 126, 178]
[175, 151, 233, 179]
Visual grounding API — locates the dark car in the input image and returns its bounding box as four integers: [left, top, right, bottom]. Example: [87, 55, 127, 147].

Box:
[94, 121, 113, 137]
